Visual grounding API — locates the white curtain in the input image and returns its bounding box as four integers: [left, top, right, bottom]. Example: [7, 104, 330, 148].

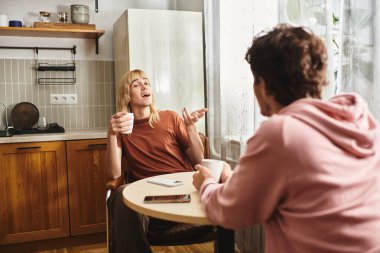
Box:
[204, 0, 278, 165]
[279, 0, 380, 120]
[338, 0, 380, 119]
[204, 0, 277, 252]
[204, 0, 255, 167]
[279, 0, 337, 98]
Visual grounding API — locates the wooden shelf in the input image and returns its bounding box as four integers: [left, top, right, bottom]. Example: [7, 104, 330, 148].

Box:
[0, 26, 105, 39]
[0, 26, 105, 53]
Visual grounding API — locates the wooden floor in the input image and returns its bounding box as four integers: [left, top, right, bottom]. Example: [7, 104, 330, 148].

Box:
[33, 242, 214, 253]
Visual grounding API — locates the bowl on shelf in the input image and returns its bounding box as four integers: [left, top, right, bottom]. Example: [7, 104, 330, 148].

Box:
[71, 4, 89, 24]
[9, 20, 22, 27]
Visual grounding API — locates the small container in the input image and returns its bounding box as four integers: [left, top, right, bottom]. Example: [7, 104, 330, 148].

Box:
[37, 116, 47, 129]
[71, 4, 89, 24]
[9, 20, 22, 27]
[39, 11, 51, 23]
[0, 14, 8, 27]
[57, 12, 68, 23]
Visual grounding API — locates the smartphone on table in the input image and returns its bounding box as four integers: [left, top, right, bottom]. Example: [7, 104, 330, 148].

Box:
[143, 194, 191, 203]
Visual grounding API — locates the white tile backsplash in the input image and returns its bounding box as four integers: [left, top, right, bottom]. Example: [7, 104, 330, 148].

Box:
[0, 59, 115, 130]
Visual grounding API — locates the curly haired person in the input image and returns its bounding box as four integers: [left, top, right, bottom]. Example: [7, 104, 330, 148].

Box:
[193, 24, 380, 253]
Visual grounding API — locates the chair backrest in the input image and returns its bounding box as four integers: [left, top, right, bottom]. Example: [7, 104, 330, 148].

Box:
[198, 132, 210, 159]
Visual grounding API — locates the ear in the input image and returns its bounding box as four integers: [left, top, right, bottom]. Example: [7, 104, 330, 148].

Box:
[254, 74, 264, 85]
[254, 76, 268, 96]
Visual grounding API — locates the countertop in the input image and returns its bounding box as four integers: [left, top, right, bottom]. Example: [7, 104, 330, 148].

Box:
[0, 128, 108, 144]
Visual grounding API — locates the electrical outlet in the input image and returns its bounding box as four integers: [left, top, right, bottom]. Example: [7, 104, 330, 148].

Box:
[50, 94, 61, 104]
[66, 94, 78, 104]
[50, 94, 78, 104]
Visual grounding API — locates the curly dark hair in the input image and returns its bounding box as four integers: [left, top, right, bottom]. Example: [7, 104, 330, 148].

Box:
[245, 24, 328, 106]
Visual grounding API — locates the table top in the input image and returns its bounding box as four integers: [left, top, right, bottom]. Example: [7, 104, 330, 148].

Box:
[122, 171, 211, 225]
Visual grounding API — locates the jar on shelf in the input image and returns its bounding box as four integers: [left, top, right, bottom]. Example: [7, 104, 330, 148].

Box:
[70, 5, 89, 24]
[39, 11, 51, 23]
[57, 12, 68, 23]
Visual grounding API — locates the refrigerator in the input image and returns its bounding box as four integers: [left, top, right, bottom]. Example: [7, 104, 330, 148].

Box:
[113, 9, 206, 133]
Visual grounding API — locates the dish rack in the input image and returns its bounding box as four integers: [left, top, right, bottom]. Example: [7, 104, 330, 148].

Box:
[35, 46, 76, 85]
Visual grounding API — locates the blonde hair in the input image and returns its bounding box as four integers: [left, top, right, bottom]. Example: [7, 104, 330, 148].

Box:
[117, 69, 160, 127]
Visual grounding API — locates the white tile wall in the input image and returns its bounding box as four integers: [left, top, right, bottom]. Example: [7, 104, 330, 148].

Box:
[0, 59, 115, 130]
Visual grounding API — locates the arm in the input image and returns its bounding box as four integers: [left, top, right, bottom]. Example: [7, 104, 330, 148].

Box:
[194, 117, 289, 229]
[182, 108, 208, 165]
[106, 112, 133, 179]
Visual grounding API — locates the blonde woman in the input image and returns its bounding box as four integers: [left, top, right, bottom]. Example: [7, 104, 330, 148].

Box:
[106, 69, 208, 253]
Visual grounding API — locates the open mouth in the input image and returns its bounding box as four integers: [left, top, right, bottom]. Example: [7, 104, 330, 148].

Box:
[141, 92, 150, 97]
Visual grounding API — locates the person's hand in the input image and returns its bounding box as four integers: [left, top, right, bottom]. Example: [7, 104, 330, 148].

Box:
[108, 112, 134, 135]
[192, 162, 233, 190]
[192, 164, 213, 191]
[182, 107, 208, 126]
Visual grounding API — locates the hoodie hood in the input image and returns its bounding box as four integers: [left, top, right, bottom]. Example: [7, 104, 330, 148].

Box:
[279, 93, 378, 158]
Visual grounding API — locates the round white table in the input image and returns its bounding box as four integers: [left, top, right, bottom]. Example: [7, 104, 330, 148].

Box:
[122, 171, 210, 225]
[122, 171, 235, 253]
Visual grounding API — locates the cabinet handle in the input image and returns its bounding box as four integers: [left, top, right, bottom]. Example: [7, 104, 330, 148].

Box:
[17, 146, 42, 150]
[87, 144, 107, 149]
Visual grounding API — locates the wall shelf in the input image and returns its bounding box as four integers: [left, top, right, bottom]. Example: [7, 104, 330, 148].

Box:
[0, 26, 105, 53]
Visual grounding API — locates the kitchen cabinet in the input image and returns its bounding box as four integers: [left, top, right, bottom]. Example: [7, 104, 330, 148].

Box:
[0, 138, 108, 246]
[0, 141, 69, 245]
[66, 139, 108, 235]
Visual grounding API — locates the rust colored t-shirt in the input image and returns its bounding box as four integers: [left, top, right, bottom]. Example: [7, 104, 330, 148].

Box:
[118, 110, 194, 182]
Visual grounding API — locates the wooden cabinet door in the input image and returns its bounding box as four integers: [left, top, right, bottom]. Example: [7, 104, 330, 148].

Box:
[66, 139, 108, 235]
[0, 141, 69, 245]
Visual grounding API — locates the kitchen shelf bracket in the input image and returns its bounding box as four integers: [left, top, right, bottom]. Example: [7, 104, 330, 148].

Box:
[96, 38, 99, 54]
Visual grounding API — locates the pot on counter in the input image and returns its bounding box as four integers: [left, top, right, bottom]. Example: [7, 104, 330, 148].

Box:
[11, 102, 39, 131]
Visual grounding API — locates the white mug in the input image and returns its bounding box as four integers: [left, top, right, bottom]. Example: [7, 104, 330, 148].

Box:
[0, 15, 8, 27]
[121, 112, 134, 134]
[200, 159, 224, 182]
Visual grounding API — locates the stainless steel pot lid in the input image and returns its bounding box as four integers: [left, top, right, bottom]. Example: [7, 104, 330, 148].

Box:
[11, 102, 39, 130]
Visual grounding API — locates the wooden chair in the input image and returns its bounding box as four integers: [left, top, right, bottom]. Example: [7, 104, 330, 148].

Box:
[105, 133, 215, 252]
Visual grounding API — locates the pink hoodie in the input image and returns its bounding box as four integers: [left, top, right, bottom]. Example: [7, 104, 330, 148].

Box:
[200, 93, 380, 253]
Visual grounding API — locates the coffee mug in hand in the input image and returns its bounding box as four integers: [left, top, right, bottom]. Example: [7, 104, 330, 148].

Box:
[201, 159, 224, 182]
[121, 112, 134, 134]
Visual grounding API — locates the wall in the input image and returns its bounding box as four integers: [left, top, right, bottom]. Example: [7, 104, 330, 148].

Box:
[0, 0, 203, 60]
[0, 0, 203, 130]
[0, 59, 114, 129]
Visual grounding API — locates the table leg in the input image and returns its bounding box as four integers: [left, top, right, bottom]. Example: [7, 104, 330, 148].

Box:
[214, 226, 235, 253]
